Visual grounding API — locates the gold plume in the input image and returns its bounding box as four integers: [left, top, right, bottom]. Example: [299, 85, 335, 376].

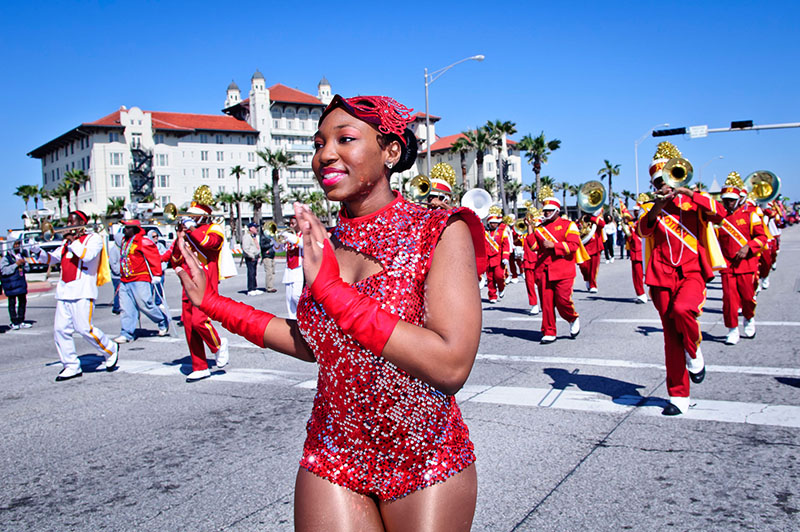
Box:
[430, 162, 457, 187]
[653, 141, 682, 161]
[537, 185, 554, 203]
[192, 185, 214, 206]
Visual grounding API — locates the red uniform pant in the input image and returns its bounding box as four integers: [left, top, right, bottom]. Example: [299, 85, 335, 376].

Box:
[509, 257, 520, 279]
[579, 253, 600, 289]
[182, 296, 222, 371]
[758, 247, 775, 280]
[486, 264, 506, 300]
[722, 271, 757, 328]
[524, 268, 538, 306]
[631, 260, 645, 296]
[536, 274, 579, 336]
[649, 273, 706, 399]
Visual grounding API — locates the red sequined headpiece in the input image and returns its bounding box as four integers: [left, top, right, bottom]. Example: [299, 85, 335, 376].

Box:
[319, 94, 414, 146]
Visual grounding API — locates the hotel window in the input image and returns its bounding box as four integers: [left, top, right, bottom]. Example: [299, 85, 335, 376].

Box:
[154, 134, 165, 144]
[218, 186, 226, 193]
[156, 154, 169, 166]
[216, 134, 223, 144]
[109, 132, 120, 143]
[247, 152, 255, 162]
[247, 136, 255, 145]
[159, 196, 170, 206]
[110, 174, 125, 188]
[199, 134, 208, 143]
[131, 133, 142, 148]
[216, 151, 224, 161]
[217, 168, 225, 179]
[109, 152, 123, 166]
[157, 175, 169, 187]
[248, 169, 255, 179]
[201, 168, 209, 178]
[201, 151, 209, 161]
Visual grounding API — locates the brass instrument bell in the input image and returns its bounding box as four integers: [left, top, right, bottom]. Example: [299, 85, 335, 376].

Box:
[163, 203, 178, 221]
[662, 157, 693, 189]
[514, 219, 528, 233]
[577, 180, 607, 214]
[408, 174, 432, 204]
[743, 170, 781, 205]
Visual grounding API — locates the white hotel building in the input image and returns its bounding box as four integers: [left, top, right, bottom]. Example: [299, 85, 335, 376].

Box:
[28, 71, 522, 221]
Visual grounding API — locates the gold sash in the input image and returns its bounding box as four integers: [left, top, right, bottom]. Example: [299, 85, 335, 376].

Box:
[719, 217, 749, 248]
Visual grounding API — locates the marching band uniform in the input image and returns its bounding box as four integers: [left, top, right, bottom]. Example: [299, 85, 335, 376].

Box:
[484, 211, 510, 303]
[636, 142, 725, 415]
[579, 212, 605, 293]
[275, 225, 303, 319]
[757, 204, 779, 289]
[531, 196, 581, 343]
[622, 203, 646, 303]
[508, 220, 524, 284]
[165, 188, 229, 382]
[717, 178, 766, 345]
[522, 228, 539, 315]
[428, 163, 457, 210]
[115, 220, 169, 342]
[34, 211, 118, 381]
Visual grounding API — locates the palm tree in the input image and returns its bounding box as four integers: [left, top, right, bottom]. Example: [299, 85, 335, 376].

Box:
[620, 190, 635, 209]
[450, 137, 471, 185]
[568, 184, 580, 212]
[14, 184, 37, 212]
[504, 180, 523, 216]
[106, 197, 126, 218]
[540, 175, 555, 189]
[245, 185, 272, 227]
[215, 191, 236, 237]
[553, 180, 572, 209]
[483, 177, 496, 197]
[307, 191, 328, 220]
[256, 149, 297, 223]
[54, 183, 71, 220]
[484, 120, 517, 212]
[461, 128, 492, 190]
[230, 165, 246, 243]
[65, 169, 90, 210]
[517, 132, 561, 206]
[287, 189, 310, 205]
[597, 160, 621, 213]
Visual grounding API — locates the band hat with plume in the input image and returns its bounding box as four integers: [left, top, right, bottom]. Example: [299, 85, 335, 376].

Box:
[649, 141, 682, 182]
[538, 185, 560, 210]
[188, 185, 214, 216]
[721, 171, 743, 200]
[430, 162, 456, 196]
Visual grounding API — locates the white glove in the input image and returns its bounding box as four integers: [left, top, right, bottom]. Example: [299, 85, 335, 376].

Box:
[502, 259, 510, 269]
[152, 276, 162, 284]
[30, 245, 42, 255]
[180, 217, 197, 229]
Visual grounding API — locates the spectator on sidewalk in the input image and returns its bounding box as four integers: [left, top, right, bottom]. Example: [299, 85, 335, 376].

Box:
[242, 222, 261, 296]
[108, 232, 122, 314]
[603, 214, 616, 263]
[1, 238, 31, 329]
[260, 224, 277, 293]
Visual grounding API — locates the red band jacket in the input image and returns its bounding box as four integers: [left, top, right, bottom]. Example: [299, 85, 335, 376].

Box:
[532, 218, 581, 281]
[717, 204, 767, 274]
[121, 232, 163, 283]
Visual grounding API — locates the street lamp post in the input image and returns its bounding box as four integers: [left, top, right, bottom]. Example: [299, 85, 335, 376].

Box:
[634, 123, 670, 196]
[424, 54, 485, 176]
[699, 155, 724, 184]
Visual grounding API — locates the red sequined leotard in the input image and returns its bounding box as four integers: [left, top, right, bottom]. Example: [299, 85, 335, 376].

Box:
[296, 194, 477, 501]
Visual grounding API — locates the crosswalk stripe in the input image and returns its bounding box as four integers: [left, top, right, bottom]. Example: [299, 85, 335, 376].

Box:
[503, 317, 800, 326]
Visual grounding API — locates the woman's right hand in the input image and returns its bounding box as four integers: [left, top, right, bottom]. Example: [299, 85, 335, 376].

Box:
[174, 234, 207, 306]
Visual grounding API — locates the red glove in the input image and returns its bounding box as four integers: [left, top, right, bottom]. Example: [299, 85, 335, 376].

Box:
[310, 241, 400, 355]
[199, 290, 273, 348]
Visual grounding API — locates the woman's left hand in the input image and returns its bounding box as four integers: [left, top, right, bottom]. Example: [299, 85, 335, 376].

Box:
[294, 202, 336, 288]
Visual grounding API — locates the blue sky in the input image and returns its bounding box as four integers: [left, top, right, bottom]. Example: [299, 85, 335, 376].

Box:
[2, 0, 798, 230]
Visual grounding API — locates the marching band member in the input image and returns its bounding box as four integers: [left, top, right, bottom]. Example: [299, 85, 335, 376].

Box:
[33, 210, 119, 381]
[578, 209, 605, 293]
[636, 142, 726, 416]
[757, 202, 780, 290]
[505, 214, 523, 284]
[113, 219, 170, 343]
[622, 201, 647, 304]
[531, 192, 583, 343]
[522, 208, 541, 315]
[484, 206, 510, 303]
[164, 186, 229, 382]
[274, 215, 303, 319]
[717, 173, 766, 345]
[428, 162, 456, 210]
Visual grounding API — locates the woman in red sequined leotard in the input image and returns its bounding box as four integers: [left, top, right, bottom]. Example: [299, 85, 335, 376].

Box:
[176, 95, 486, 531]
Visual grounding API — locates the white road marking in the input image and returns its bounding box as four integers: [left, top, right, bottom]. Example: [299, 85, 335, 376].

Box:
[504, 317, 800, 327]
[116, 359, 311, 384]
[476, 353, 800, 377]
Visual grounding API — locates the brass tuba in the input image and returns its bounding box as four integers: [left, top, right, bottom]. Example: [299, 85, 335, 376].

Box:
[662, 157, 693, 189]
[407, 174, 431, 204]
[163, 202, 178, 221]
[577, 180, 606, 214]
[743, 170, 781, 206]
[461, 188, 493, 219]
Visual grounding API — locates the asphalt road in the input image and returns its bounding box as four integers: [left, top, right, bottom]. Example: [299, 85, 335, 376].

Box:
[1, 230, 798, 531]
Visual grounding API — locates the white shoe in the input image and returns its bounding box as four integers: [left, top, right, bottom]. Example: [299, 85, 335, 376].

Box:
[725, 327, 740, 345]
[186, 369, 211, 382]
[685, 346, 704, 374]
[498, 289, 505, 299]
[157, 328, 169, 337]
[113, 335, 130, 344]
[589, 287, 598, 294]
[635, 293, 648, 304]
[540, 335, 556, 344]
[761, 278, 770, 290]
[668, 396, 690, 414]
[479, 278, 486, 288]
[105, 343, 119, 371]
[569, 317, 581, 338]
[10, 324, 20, 330]
[529, 305, 540, 315]
[488, 299, 497, 304]
[20, 322, 32, 329]
[604, 259, 610, 264]
[743, 318, 756, 338]
[216, 338, 229, 369]
[611, 257, 615, 263]
[771, 263, 777, 271]
[247, 290, 260, 296]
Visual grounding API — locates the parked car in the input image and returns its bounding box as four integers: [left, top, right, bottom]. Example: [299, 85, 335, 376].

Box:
[2, 229, 64, 272]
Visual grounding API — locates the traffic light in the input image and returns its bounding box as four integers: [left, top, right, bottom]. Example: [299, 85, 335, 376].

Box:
[652, 127, 687, 137]
[731, 120, 753, 129]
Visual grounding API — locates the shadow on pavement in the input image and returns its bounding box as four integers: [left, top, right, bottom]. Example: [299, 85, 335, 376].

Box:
[775, 377, 800, 388]
[543, 368, 646, 399]
[586, 296, 642, 304]
[482, 326, 541, 342]
[635, 325, 662, 336]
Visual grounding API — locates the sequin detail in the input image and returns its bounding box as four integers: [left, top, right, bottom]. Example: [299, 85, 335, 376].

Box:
[296, 194, 475, 501]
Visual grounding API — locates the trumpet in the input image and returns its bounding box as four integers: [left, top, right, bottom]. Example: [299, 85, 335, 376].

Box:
[263, 220, 278, 235]
[40, 220, 99, 240]
[276, 228, 297, 245]
[514, 219, 528, 233]
[577, 181, 606, 214]
[407, 174, 432, 204]
[662, 157, 693, 189]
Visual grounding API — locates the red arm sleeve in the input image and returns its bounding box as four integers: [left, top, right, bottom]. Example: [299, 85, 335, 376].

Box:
[748, 212, 767, 253]
[142, 239, 163, 277]
[691, 191, 725, 223]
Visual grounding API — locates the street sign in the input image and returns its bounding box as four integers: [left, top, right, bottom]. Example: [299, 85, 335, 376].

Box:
[689, 125, 708, 138]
